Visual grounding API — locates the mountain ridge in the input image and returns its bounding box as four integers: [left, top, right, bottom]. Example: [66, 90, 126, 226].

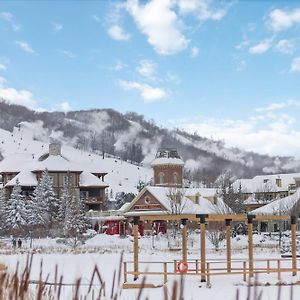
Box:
[0, 99, 299, 185]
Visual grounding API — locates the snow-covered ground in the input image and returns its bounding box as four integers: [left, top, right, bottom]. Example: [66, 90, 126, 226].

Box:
[1, 233, 299, 299]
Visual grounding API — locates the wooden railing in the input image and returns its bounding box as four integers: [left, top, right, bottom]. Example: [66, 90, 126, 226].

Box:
[123, 258, 300, 287]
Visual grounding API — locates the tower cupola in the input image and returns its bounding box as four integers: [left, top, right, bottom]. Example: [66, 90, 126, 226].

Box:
[151, 148, 184, 187]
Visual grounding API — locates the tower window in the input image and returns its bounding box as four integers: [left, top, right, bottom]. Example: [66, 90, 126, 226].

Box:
[173, 172, 178, 184]
[159, 172, 165, 184]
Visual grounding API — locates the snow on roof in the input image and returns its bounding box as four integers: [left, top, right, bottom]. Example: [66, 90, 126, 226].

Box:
[151, 157, 185, 166]
[184, 187, 217, 198]
[5, 170, 38, 187]
[79, 171, 109, 187]
[118, 202, 131, 212]
[32, 155, 83, 172]
[126, 186, 224, 215]
[250, 189, 300, 216]
[233, 173, 300, 193]
[0, 153, 35, 173]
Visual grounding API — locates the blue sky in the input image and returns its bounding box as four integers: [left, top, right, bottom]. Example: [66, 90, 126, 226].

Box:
[1, 0, 300, 158]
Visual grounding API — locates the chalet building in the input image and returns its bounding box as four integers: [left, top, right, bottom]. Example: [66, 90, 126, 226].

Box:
[232, 173, 300, 213]
[0, 143, 109, 210]
[88, 148, 227, 235]
[120, 148, 227, 235]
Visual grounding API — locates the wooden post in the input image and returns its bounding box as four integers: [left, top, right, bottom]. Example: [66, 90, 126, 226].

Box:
[247, 215, 255, 278]
[225, 219, 232, 273]
[164, 262, 167, 284]
[197, 214, 207, 282]
[206, 262, 211, 288]
[196, 259, 199, 274]
[182, 219, 188, 262]
[243, 261, 246, 282]
[124, 262, 127, 283]
[133, 216, 140, 281]
[267, 260, 270, 274]
[277, 259, 281, 281]
[291, 215, 297, 276]
[174, 260, 177, 273]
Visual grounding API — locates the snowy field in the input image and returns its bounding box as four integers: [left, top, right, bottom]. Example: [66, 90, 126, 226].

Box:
[1, 233, 300, 299]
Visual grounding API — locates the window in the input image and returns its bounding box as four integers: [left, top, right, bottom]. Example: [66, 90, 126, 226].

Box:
[159, 172, 165, 184]
[63, 175, 72, 185]
[49, 175, 54, 185]
[80, 191, 89, 198]
[173, 172, 178, 184]
[263, 179, 269, 184]
[144, 196, 150, 204]
[296, 180, 300, 188]
[276, 178, 282, 188]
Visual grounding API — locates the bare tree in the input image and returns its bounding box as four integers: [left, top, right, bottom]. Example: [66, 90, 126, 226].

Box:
[166, 188, 186, 244]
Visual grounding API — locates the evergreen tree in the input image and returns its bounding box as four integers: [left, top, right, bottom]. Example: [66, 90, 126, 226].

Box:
[64, 195, 88, 237]
[0, 189, 7, 229]
[58, 176, 72, 222]
[6, 180, 28, 231]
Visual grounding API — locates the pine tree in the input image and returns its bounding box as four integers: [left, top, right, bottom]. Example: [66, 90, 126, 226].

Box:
[64, 195, 88, 237]
[0, 189, 7, 229]
[6, 180, 28, 230]
[58, 176, 72, 222]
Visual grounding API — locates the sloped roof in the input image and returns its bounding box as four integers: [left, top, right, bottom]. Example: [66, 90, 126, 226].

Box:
[250, 189, 300, 215]
[5, 170, 38, 187]
[151, 157, 185, 166]
[32, 155, 83, 172]
[79, 171, 109, 187]
[233, 173, 300, 193]
[124, 186, 226, 216]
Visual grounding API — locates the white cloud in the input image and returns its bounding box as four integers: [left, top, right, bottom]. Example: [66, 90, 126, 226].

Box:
[267, 8, 300, 32]
[15, 40, 35, 54]
[136, 59, 157, 78]
[110, 60, 126, 71]
[256, 100, 300, 112]
[125, 0, 189, 55]
[249, 39, 272, 54]
[175, 111, 300, 158]
[108, 24, 131, 41]
[0, 12, 20, 31]
[290, 57, 300, 73]
[52, 22, 63, 32]
[0, 76, 6, 87]
[59, 50, 76, 59]
[118, 79, 167, 102]
[92, 15, 101, 22]
[275, 39, 295, 54]
[0, 86, 38, 108]
[54, 101, 71, 112]
[0, 63, 6, 71]
[190, 46, 199, 58]
[177, 0, 226, 21]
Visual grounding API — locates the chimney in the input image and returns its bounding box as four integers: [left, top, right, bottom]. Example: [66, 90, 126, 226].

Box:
[49, 143, 61, 156]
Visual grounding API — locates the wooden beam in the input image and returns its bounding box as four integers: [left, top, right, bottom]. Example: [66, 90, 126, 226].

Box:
[137, 213, 290, 222]
[182, 219, 187, 262]
[225, 219, 232, 273]
[291, 216, 297, 276]
[199, 215, 206, 282]
[248, 215, 254, 278]
[133, 216, 139, 281]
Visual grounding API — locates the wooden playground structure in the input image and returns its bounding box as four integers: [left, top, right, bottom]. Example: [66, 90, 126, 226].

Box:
[123, 213, 298, 289]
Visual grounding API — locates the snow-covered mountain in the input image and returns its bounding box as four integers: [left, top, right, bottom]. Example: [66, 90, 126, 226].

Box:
[0, 100, 300, 187]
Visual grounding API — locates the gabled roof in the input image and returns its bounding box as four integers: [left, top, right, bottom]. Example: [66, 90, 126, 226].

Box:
[79, 171, 109, 187]
[250, 189, 300, 216]
[151, 157, 185, 166]
[5, 170, 38, 187]
[233, 173, 300, 193]
[124, 186, 227, 216]
[32, 155, 83, 172]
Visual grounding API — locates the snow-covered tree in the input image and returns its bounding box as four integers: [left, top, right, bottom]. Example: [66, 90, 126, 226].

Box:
[0, 189, 7, 229]
[5, 180, 28, 231]
[58, 175, 73, 222]
[30, 169, 59, 228]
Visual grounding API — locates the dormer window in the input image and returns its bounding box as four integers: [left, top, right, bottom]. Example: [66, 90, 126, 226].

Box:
[276, 178, 282, 188]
